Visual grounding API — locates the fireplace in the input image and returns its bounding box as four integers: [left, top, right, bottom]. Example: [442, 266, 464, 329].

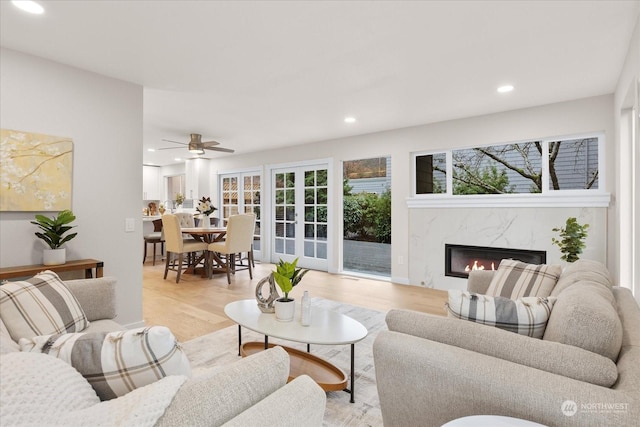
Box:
[445, 244, 546, 278]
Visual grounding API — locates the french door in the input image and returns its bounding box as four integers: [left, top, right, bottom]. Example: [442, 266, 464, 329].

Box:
[271, 163, 329, 270]
[219, 172, 262, 258]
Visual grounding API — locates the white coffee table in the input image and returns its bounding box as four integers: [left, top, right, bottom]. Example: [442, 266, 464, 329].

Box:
[224, 299, 368, 403]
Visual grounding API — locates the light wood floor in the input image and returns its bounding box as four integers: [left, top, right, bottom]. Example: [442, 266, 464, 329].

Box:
[143, 259, 447, 342]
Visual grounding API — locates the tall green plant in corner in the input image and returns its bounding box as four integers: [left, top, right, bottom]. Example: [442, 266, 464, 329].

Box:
[31, 210, 78, 249]
[552, 217, 589, 263]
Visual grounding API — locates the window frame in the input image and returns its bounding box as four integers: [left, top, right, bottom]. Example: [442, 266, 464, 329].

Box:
[409, 132, 610, 208]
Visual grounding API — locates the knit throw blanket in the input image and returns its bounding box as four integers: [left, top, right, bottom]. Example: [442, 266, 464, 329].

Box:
[0, 352, 186, 426]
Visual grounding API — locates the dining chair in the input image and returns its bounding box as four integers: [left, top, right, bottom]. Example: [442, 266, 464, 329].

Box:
[175, 212, 195, 227]
[161, 214, 208, 283]
[207, 213, 256, 284]
[143, 219, 164, 266]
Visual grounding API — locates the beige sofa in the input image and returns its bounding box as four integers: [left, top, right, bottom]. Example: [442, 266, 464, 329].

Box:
[0, 277, 326, 426]
[373, 260, 640, 426]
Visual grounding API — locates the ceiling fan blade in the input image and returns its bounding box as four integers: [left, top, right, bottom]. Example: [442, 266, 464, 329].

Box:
[161, 139, 188, 145]
[204, 146, 235, 153]
[156, 146, 183, 151]
[202, 140, 220, 146]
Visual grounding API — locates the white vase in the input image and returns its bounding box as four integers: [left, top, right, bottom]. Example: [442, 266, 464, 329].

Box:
[274, 298, 295, 322]
[43, 248, 66, 266]
[200, 214, 210, 228]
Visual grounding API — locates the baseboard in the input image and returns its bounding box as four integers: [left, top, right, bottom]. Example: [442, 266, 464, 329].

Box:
[391, 276, 410, 285]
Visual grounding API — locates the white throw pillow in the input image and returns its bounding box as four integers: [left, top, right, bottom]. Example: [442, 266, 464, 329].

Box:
[20, 326, 191, 400]
[446, 290, 557, 339]
[486, 259, 561, 299]
[0, 270, 89, 341]
[0, 352, 99, 425]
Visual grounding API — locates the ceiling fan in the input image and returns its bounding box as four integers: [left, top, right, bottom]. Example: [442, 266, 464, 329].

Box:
[158, 133, 235, 155]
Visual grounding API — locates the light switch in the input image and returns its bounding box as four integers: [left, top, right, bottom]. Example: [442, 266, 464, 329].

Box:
[125, 218, 135, 232]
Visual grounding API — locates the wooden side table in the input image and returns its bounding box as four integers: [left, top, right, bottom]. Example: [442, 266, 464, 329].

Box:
[0, 259, 104, 281]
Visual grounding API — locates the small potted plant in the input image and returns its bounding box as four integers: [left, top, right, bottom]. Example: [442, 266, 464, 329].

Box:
[552, 217, 589, 263]
[272, 257, 309, 322]
[174, 193, 185, 210]
[31, 210, 78, 265]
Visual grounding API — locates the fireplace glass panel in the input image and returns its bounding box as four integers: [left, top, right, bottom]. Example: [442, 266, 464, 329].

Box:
[445, 244, 546, 278]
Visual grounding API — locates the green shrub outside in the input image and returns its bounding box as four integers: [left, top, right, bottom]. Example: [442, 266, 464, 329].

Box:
[343, 188, 391, 243]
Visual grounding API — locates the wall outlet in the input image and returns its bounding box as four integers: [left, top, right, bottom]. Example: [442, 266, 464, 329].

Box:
[125, 218, 135, 232]
[398, 255, 404, 265]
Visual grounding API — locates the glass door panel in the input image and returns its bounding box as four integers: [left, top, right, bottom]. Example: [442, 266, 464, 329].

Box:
[272, 164, 329, 270]
[219, 172, 262, 259]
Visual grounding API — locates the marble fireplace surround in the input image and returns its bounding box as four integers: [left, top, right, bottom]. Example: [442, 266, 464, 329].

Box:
[408, 206, 606, 291]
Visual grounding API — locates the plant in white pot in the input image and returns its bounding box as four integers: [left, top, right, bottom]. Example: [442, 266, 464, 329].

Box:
[272, 258, 309, 322]
[31, 210, 77, 265]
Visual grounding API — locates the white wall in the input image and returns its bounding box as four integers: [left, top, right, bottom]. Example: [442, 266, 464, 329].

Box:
[195, 94, 615, 285]
[614, 12, 640, 299]
[0, 48, 144, 325]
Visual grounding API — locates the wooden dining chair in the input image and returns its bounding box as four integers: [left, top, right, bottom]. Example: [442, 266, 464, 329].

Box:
[143, 219, 164, 266]
[161, 214, 208, 283]
[207, 213, 256, 284]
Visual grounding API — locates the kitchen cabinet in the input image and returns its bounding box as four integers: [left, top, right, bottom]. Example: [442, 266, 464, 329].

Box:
[143, 165, 161, 200]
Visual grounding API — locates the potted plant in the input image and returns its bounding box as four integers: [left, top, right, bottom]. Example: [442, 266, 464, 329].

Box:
[272, 257, 309, 322]
[552, 217, 589, 263]
[175, 193, 185, 210]
[31, 210, 78, 265]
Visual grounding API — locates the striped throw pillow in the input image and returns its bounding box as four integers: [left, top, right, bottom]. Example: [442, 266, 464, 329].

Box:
[0, 271, 89, 341]
[486, 259, 561, 299]
[19, 326, 191, 400]
[446, 290, 557, 339]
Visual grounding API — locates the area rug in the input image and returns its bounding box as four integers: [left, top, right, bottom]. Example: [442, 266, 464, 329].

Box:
[181, 298, 387, 427]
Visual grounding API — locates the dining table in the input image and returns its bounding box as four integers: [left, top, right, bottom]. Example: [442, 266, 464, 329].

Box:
[180, 227, 227, 277]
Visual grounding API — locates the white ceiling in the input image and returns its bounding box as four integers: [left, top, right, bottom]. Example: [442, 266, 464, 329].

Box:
[1, 1, 638, 166]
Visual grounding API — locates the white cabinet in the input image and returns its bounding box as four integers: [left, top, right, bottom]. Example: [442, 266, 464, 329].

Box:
[143, 165, 161, 200]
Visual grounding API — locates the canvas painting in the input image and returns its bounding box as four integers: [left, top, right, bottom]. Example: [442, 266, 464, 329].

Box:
[0, 128, 73, 211]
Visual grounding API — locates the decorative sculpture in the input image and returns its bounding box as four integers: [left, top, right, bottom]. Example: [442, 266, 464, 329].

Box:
[255, 274, 280, 313]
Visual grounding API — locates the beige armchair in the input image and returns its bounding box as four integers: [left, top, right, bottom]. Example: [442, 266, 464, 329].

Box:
[162, 214, 208, 283]
[208, 213, 256, 284]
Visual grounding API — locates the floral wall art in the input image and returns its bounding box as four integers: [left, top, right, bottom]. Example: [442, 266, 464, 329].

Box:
[0, 128, 73, 211]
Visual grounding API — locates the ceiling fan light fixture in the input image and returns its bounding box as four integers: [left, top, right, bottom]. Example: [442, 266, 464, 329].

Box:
[188, 142, 205, 155]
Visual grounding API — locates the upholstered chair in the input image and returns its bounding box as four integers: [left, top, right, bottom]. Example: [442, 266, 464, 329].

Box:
[175, 212, 195, 228]
[161, 214, 208, 283]
[208, 214, 256, 284]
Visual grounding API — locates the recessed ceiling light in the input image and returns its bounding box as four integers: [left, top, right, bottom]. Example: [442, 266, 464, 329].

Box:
[12, 1, 44, 14]
[497, 85, 514, 93]
[344, 117, 356, 123]
[147, 148, 155, 152]
[174, 158, 182, 162]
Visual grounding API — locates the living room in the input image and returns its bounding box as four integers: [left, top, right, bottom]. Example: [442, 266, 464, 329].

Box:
[1, 1, 639, 426]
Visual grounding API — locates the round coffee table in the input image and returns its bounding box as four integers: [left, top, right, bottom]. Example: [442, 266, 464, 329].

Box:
[224, 299, 368, 403]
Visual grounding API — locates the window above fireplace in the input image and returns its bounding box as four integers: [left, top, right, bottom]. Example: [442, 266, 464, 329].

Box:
[409, 132, 610, 208]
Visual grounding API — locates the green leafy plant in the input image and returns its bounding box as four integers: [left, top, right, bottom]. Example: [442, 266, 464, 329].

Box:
[30, 210, 78, 249]
[272, 257, 309, 302]
[552, 217, 589, 263]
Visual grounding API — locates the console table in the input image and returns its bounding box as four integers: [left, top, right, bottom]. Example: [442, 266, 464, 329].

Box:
[0, 259, 104, 281]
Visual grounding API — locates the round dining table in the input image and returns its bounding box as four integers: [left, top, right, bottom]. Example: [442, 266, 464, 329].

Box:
[180, 227, 227, 277]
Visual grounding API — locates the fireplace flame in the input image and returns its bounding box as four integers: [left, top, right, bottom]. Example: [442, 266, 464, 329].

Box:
[464, 260, 496, 272]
